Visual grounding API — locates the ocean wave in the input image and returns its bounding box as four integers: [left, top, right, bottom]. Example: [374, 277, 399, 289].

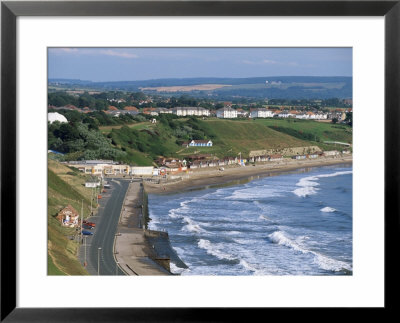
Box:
[293, 170, 352, 198]
[168, 209, 183, 219]
[225, 186, 283, 201]
[170, 262, 190, 275]
[239, 259, 258, 274]
[268, 230, 352, 272]
[313, 254, 352, 272]
[318, 170, 353, 178]
[182, 216, 205, 234]
[167, 200, 190, 219]
[148, 211, 159, 230]
[259, 215, 272, 221]
[268, 231, 305, 252]
[320, 206, 337, 213]
[198, 239, 238, 262]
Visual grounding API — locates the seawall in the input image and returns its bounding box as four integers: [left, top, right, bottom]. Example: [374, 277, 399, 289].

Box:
[114, 180, 185, 275]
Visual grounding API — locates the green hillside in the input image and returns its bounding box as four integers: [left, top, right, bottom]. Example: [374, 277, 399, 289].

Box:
[49, 112, 352, 166]
[105, 117, 352, 164]
[254, 118, 352, 146]
[200, 119, 310, 156]
[48, 158, 94, 275]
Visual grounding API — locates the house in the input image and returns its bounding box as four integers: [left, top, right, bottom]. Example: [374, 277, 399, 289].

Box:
[173, 107, 210, 117]
[292, 155, 307, 160]
[67, 160, 130, 175]
[85, 179, 101, 187]
[306, 111, 316, 119]
[222, 156, 238, 165]
[324, 150, 340, 156]
[124, 106, 139, 112]
[109, 110, 122, 117]
[277, 111, 291, 118]
[269, 154, 283, 161]
[56, 205, 80, 228]
[314, 113, 328, 120]
[250, 108, 274, 118]
[123, 106, 139, 115]
[183, 140, 213, 147]
[142, 108, 159, 116]
[156, 108, 173, 114]
[249, 155, 269, 163]
[236, 108, 249, 118]
[296, 113, 309, 119]
[216, 107, 237, 118]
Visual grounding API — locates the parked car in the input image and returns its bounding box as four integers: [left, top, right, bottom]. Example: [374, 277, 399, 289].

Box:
[82, 230, 93, 236]
[83, 220, 95, 227]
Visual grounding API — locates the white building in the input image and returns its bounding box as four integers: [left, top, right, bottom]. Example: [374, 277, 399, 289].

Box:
[314, 113, 328, 120]
[182, 140, 213, 147]
[216, 107, 237, 119]
[131, 166, 154, 176]
[173, 107, 210, 117]
[67, 160, 130, 176]
[250, 108, 274, 118]
[48, 112, 68, 124]
[277, 111, 291, 118]
[296, 112, 328, 120]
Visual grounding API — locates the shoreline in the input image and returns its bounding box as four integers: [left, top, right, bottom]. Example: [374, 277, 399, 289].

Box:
[143, 155, 353, 195]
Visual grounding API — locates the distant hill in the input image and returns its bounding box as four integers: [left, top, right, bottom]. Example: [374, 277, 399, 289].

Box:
[48, 76, 352, 100]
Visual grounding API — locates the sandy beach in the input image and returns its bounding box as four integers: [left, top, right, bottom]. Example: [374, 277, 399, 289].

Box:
[144, 155, 353, 195]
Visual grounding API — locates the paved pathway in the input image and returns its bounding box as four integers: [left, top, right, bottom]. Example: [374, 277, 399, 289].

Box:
[114, 182, 170, 275]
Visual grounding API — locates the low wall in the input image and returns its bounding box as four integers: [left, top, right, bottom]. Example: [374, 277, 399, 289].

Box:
[249, 146, 322, 157]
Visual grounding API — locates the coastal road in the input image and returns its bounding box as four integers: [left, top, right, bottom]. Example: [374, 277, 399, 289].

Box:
[80, 179, 130, 275]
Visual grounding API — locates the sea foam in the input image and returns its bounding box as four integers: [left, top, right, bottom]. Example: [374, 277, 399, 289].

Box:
[198, 239, 237, 262]
[293, 170, 352, 198]
[170, 262, 190, 275]
[268, 230, 352, 272]
[226, 186, 283, 200]
[182, 216, 205, 234]
[320, 206, 337, 213]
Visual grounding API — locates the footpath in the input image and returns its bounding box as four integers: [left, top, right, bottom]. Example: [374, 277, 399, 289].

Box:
[114, 182, 171, 275]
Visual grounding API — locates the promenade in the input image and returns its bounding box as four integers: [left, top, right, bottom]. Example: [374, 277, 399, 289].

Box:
[114, 182, 171, 275]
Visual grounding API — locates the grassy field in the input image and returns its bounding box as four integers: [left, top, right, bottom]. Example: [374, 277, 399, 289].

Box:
[47, 159, 94, 275]
[254, 118, 352, 144]
[198, 119, 310, 157]
[104, 117, 352, 165]
[99, 122, 154, 134]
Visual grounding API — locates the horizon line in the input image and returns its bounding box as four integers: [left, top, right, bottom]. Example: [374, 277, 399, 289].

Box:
[48, 75, 353, 83]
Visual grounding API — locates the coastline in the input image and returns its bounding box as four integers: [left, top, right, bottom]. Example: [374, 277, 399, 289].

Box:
[143, 155, 353, 195]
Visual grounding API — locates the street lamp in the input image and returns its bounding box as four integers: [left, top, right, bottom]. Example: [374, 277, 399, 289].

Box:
[84, 236, 87, 267]
[90, 186, 93, 217]
[97, 247, 102, 275]
[116, 261, 119, 275]
[80, 199, 83, 244]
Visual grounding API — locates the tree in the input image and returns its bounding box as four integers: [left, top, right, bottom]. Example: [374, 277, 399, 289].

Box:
[345, 112, 352, 126]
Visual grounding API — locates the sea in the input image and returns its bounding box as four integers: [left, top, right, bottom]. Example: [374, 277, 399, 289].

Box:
[147, 164, 353, 276]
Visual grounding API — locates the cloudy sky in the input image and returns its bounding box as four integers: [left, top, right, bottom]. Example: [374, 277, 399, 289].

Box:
[48, 47, 352, 82]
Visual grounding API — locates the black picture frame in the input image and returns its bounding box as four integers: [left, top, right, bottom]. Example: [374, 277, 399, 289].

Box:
[1, 1, 399, 321]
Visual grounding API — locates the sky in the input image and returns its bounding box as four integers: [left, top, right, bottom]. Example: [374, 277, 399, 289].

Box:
[48, 47, 352, 82]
